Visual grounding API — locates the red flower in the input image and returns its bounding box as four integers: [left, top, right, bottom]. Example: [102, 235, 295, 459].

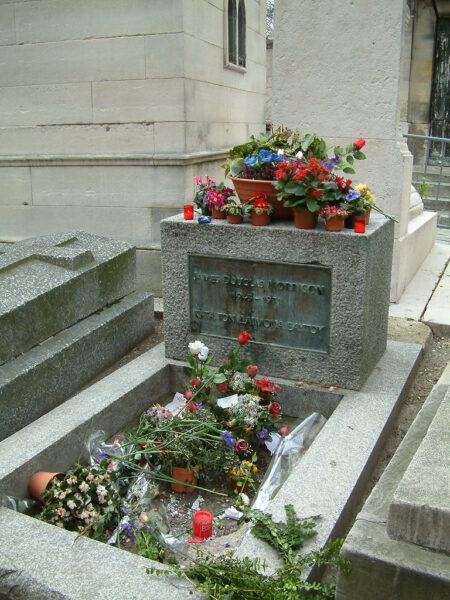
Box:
[247, 365, 258, 378]
[225, 357, 231, 366]
[280, 425, 289, 436]
[140, 442, 147, 448]
[273, 383, 281, 394]
[235, 439, 249, 452]
[238, 331, 252, 345]
[184, 390, 193, 401]
[190, 378, 200, 387]
[268, 402, 281, 417]
[186, 402, 197, 412]
[216, 382, 228, 393]
[353, 137, 366, 151]
[255, 377, 273, 393]
[345, 179, 352, 189]
[311, 190, 323, 197]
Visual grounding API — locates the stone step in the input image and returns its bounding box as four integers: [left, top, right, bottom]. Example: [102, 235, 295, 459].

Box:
[0, 291, 154, 442]
[387, 386, 450, 553]
[0, 231, 136, 365]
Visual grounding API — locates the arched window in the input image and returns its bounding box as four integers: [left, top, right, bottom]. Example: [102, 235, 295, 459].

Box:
[226, 0, 246, 70]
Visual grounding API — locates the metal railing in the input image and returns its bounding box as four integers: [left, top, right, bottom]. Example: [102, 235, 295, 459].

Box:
[404, 133, 450, 230]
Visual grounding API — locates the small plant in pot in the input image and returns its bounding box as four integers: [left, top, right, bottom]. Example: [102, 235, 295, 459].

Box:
[221, 197, 245, 224]
[343, 189, 366, 229]
[193, 175, 218, 216]
[319, 205, 348, 232]
[355, 183, 375, 224]
[204, 181, 234, 219]
[246, 193, 274, 226]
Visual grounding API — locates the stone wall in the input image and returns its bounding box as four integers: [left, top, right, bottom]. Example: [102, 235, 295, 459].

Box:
[0, 0, 266, 294]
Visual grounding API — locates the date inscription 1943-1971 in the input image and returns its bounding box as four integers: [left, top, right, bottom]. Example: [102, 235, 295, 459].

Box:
[189, 255, 331, 353]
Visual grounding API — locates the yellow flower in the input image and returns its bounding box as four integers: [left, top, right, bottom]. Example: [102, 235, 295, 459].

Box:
[230, 469, 236, 476]
[244, 461, 251, 466]
[252, 466, 258, 474]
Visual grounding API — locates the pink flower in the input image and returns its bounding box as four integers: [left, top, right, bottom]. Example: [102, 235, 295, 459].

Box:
[206, 176, 217, 185]
[268, 402, 281, 417]
[195, 175, 203, 186]
[273, 383, 281, 394]
[190, 378, 201, 387]
[235, 439, 249, 452]
[247, 365, 258, 378]
[184, 390, 193, 401]
[280, 425, 289, 436]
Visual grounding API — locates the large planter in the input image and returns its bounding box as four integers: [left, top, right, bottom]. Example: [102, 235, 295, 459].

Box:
[211, 206, 225, 219]
[230, 177, 292, 220]
[29, 471, 65, 504]
[171, 465, 200, 493]
[293, 208, 318, 230]
[324, 216, 344, 232]
[251, 211, 270, 227]
[227, 213, 243, 225]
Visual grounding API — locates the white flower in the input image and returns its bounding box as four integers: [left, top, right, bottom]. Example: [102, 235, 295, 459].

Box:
[78, 482, 89, 493]
[96, 485, 107, 497]
[66, 500, 76, 510]
[296, 150, 303, 160]
[239, 493, 250, 506]
[189, 340, 205, 355]
[86, 473, 94, 481]
[98, 496, 106, 505]
[198, 346, 209, 362]
[67, 476, 77, 485]
[277, 149, 285, 156]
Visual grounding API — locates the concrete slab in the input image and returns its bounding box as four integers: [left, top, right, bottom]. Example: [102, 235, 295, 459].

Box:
[387, 388, 450, 552]
[336, 361, 450, 600]
[235, 340, 422, 574]
[0, 231, 136, 364]
[388, 316, 432, 350]
[389, 242, 450, 321]
[423, 260, 450, 335]
[0, 291, 154, 442]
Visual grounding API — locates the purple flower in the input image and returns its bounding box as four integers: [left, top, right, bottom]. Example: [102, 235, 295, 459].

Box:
[98, 450, 113, 460]
[195, 402, 204, 410]
[346, 190, 361, 202]
[121, 522, 136, 543]
[321, 155, 339, 171]
[222, 431, 236, 450]
[256, 428, 269, 444]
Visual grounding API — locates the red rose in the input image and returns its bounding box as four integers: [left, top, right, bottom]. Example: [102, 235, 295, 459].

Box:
[216, 382, 228, 393]
[140, 442, 147, 448]
[186, 402, 197, 412]
[268, 402, 281, 417]
[353, 137, 366, 151]
[235, 439, 249, 452]
[184, 390, 193, 401]
[255, 377, 273, 393]
[238, 330, 252, 345]
[273, 383, 281, 394]
[190, 378, 200, 387]
[280, 425, 289, 436]
[247, 365, 258, 378]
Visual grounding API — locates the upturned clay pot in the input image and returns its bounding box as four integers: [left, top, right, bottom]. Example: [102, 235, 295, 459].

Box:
[28, 471, 65, 504]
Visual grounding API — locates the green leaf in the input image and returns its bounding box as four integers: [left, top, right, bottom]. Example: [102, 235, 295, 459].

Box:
[342, 167, 355, 174]
[354, 151, 366, 160]
[334, 146, 344, 156]
[285, 181, 306, 195]
[346, 155, 354, 165]
[213, 373, 227, 384]
[301, 133, 314, 151]
[230, 158, 244, 177]
[345, 144, 354, 154]
[306, 198, 319, 213]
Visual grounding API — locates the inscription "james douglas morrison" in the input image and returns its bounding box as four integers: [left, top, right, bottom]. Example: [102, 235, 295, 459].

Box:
[189, 256, 331, 353]
[192, 270, 326, 295]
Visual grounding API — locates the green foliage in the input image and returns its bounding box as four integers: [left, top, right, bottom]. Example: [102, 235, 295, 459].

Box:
[136, 530, 165, 563]
[150, 505, 350, 599]
[416, 178, 431, 199]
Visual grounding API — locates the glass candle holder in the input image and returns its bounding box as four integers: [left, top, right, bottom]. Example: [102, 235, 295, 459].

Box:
[354, 215, 366, 234]
[184, 204, 194, 220]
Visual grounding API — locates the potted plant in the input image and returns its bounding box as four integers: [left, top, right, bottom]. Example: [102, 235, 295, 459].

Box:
[343, 189, 366, 229]
[204, 181, 235, 219]
[221, 197, 245, 224]
[319, 205, 348, 232]
[245, 193, 274, 226]
[193, 175, 215, 216]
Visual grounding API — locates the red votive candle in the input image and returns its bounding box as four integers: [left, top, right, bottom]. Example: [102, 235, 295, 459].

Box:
[193, 510, 213, 539]
[354, 215, 366, 234]
[184, 204, 194, 220]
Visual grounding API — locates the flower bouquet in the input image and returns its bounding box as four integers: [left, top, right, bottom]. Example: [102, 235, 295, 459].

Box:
[193, 176, 234, 218]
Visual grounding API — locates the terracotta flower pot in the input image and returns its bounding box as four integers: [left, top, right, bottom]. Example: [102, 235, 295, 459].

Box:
[325, 216, 344, 232]
[211, 206, 225, 219]
[251, 211, 270, 226]
[293, 208, 318, 229]
[227, 213, 243, 224]
[29, 471, 65, 504]
[230, 177, 292, 220]
[365, 207, 371, 224]
[171, 465, 200, 493]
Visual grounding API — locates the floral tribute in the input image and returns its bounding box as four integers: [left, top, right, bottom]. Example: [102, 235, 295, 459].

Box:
[193, 175, 234, 212]
[246, 193, 274, 216]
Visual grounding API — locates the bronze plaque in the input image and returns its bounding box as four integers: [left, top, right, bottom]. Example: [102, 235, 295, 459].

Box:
[189, 255, 331, 353]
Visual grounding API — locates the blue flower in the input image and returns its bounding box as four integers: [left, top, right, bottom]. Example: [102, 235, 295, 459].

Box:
[256, 428, 269, 444]
[98, 450, 113, 460]
[222, 431, 236, 449]
[195, 402, 204, 410]
[346, 190, 361, 202]
[121, 522, 136, 543]
[321, 155, 339, 171]
[258, 149, 273, 163]
[244, 154, 258, 167]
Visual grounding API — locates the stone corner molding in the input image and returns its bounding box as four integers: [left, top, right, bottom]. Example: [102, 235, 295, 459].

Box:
[0, 150, 230, 168]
